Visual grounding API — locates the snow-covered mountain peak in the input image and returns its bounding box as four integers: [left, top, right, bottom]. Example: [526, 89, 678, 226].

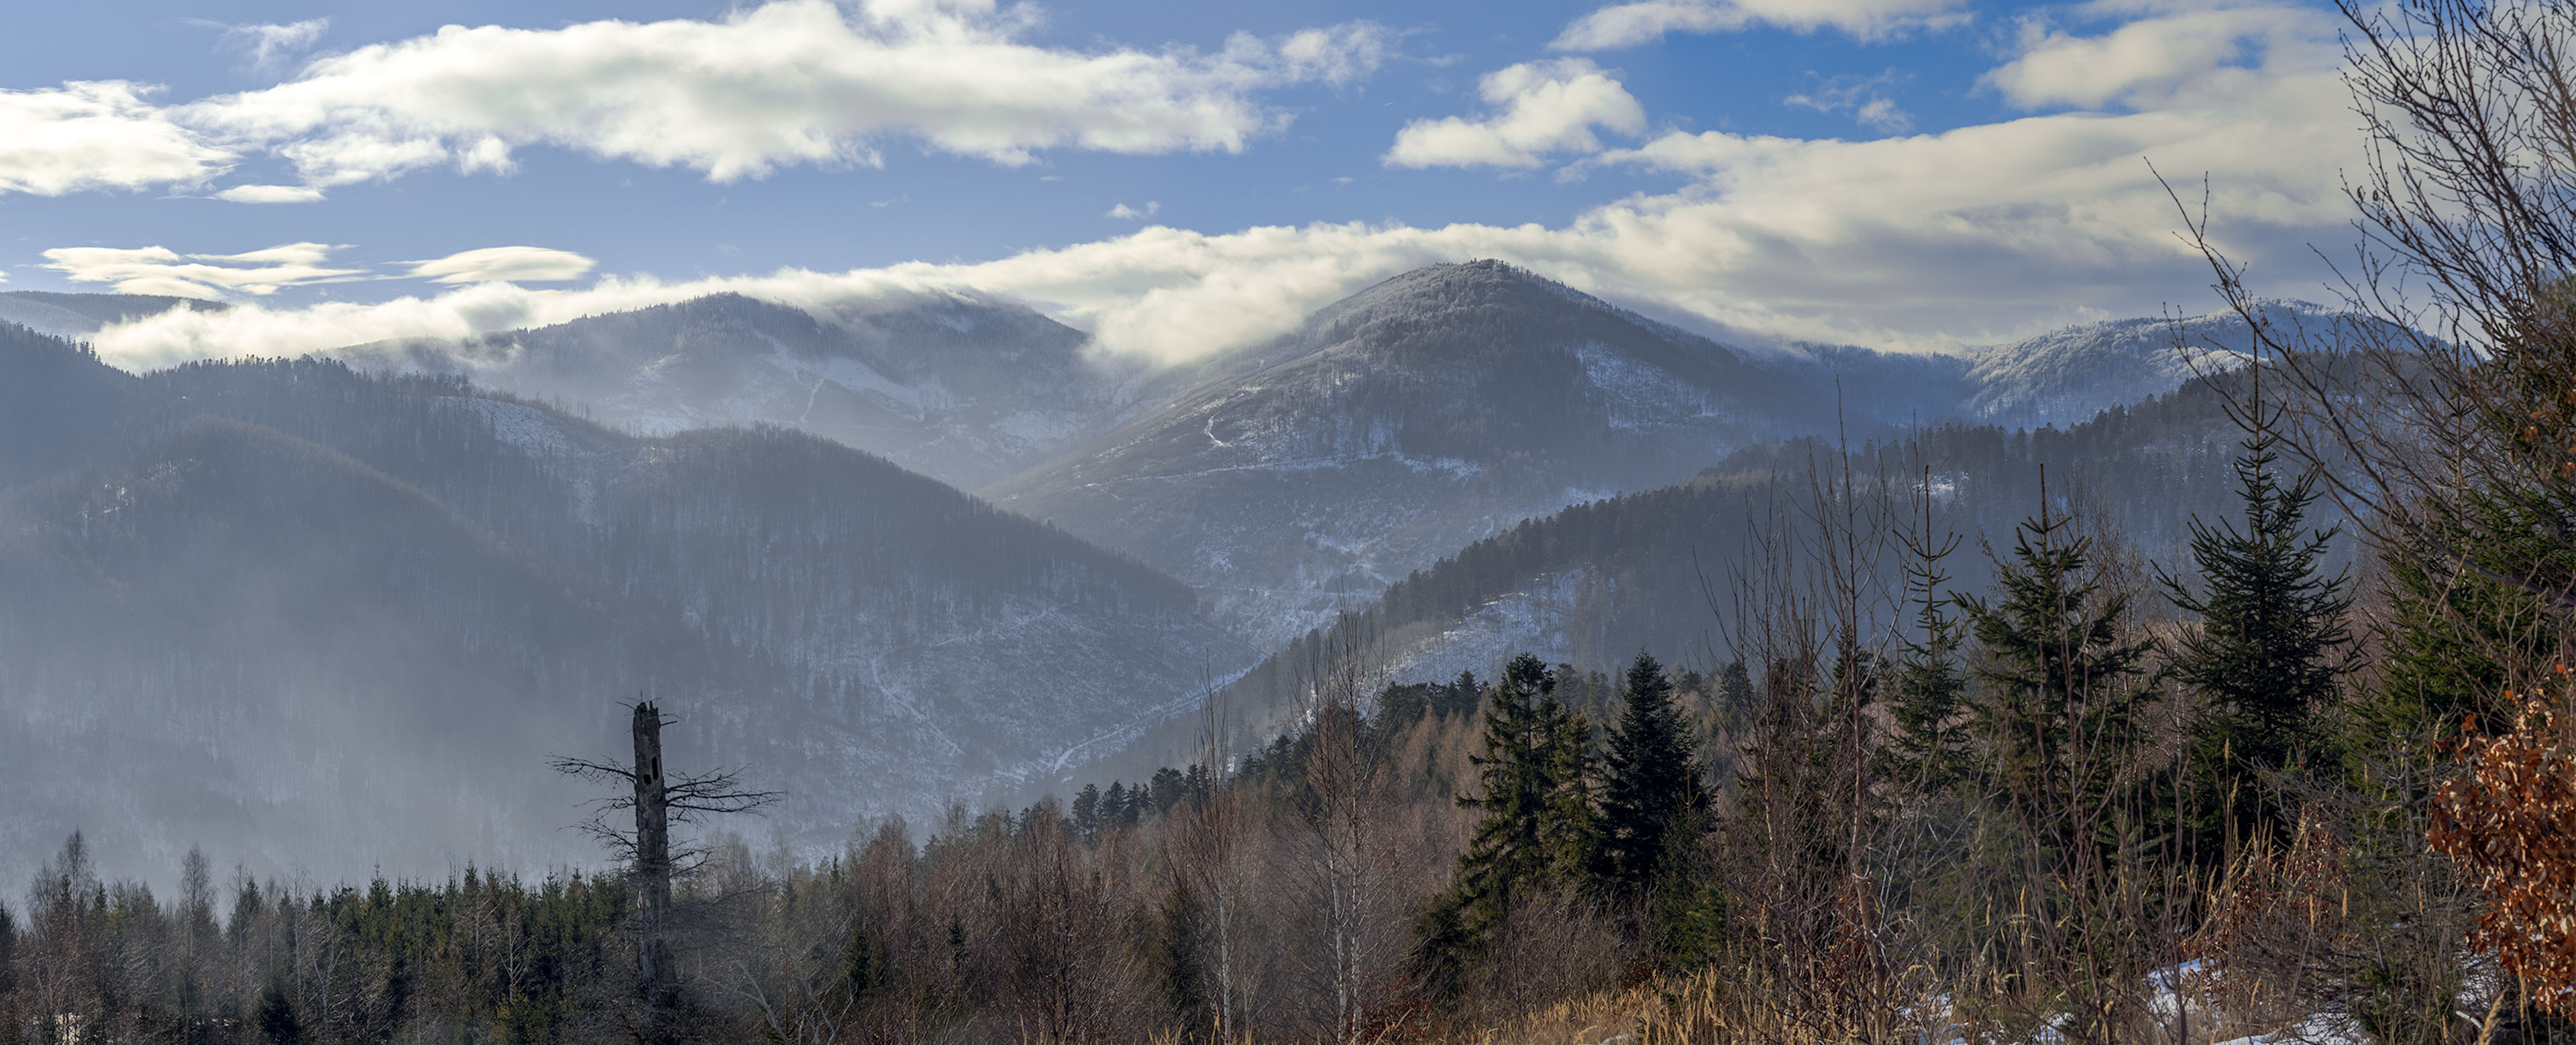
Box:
[1959, 301, 2349, 428]
[342, 290, 1146, 489]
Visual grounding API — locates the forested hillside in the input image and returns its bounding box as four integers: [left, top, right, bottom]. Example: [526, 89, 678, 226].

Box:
[0, 328, 1257, 889]
[0, 322, 133, 488]
[987, 261, 1825, 647]
[1100, 366, 2283, 778]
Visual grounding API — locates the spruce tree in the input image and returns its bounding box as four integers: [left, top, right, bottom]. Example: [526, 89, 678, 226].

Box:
[1597, 652, 1711, 901]
[255, 972, 304, 1044]
[1448, 654, 1597, 936]
[1957, 486, 2158, 859]
[1958, 488, 2166, 1036]
[1538, 708, 1602, 889]
[1071, 784, 1102, 840]
[1890, 491, 1970, 791]
[2161, 386, 2352, 855]
[2361, 517, 2561, 751]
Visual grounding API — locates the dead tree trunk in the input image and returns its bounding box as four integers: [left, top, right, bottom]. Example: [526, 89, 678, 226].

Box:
[634, 702, 674, 995]
[555, 699, 777, 1006]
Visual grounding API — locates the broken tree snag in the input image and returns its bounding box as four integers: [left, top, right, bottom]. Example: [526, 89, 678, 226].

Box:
[634, 701, 674, 993]
[553, 698, 782, 1001]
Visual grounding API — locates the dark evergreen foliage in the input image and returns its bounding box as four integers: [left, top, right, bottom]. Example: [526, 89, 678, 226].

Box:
[252, 973, 301, 1045]
[2361, 516, 2563, 752]
[1595, 653, 1709, 901]
[1071, 784, 1102, 840]
[1375, 671, 1484, 727]
[1890, 492, 1972, 791]
[1957, 488, 2159, 863]
[2161, 389, 2352, 854]
[1449, 655, 1597, 935]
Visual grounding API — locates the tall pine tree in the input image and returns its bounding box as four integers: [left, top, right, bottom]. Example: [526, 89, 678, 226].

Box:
[1890, 476, 1971, 791]
[2161, 382, 2352, 855]
[1958, 482, 2165, 1038]
[1597, 652, 1710, 900]
[1437, 655, 1600, 942]
[1957, 482, 2159, 862]
[1597, 652, 1723, 968]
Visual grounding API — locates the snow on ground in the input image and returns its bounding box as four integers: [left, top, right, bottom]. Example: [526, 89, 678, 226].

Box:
[1383, 571, 1589, 686]
[1573, 342, 1707, 433]
[435, 396, 574, 457]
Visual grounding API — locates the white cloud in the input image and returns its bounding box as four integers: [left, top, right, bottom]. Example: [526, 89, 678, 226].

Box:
[1985, 2, 2330, 110]
[82, 3, 2360, 372]
[213, 183, 327, 203]
[1785, 68, 1913, 133]
[200, 18, 330, 72]
[1107, 201, 1161, 219]
[177, 0, 1393, 187]
[41, 242, 368, 299]
[1552, 0, 1970, 50]
[407, 246, 596, 284]
[1268, 23, 1395, 87]
[0, 82, 234, 195]
[1386, 59, 1645, 169]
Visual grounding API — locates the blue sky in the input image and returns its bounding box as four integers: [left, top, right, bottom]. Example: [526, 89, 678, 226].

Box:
[0, 0, 2359, 368]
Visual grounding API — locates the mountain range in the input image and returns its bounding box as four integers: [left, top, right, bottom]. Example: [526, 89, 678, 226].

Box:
[80, 261, 2320, 647]
[0, 264, 2357, 882]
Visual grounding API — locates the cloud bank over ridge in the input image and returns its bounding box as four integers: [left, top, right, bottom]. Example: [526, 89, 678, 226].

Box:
[42, 0, 2364, 375]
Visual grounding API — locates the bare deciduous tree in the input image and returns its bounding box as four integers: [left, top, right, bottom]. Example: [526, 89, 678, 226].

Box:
[1171, 691, 1249, 1041]
[1300, 624, 1391, 1044]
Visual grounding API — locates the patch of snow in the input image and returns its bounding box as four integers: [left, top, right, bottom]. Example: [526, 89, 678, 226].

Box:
[1397, 453, 1481, 480]
[991, 410, 1083, 447]
[757, 337, 954, 416]
[435, 397, 574, 458]
[1383, 571, 1590, 685]
[1573, 343, 1705, 432]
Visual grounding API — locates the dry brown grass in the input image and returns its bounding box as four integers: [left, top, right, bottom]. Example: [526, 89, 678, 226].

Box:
[1407, 964, 1933, 1045]
[1396, 949, 2339, 1045]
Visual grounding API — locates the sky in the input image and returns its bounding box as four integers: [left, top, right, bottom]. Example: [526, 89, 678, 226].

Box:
[0, 0, 2367, 370]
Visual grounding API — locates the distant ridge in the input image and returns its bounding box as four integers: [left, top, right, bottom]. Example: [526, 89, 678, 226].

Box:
[985, 259, 1815, 647]
[0, 291, 221, 339]
[0, 333, 1256, 887]
[343, 289, 1144, 489]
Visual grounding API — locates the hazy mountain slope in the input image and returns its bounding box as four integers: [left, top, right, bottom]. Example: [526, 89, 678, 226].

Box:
[0, 345, 1258, 886]
[352, 291, 1147, 488]
[0, 321, 137, 488]
[986, 261, 1818, 648]
[0, 292, 216, 339]
[1089, 370, 2284, 779]
[1773, 341, 1978, 425]
[0, 417, 625, 885]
